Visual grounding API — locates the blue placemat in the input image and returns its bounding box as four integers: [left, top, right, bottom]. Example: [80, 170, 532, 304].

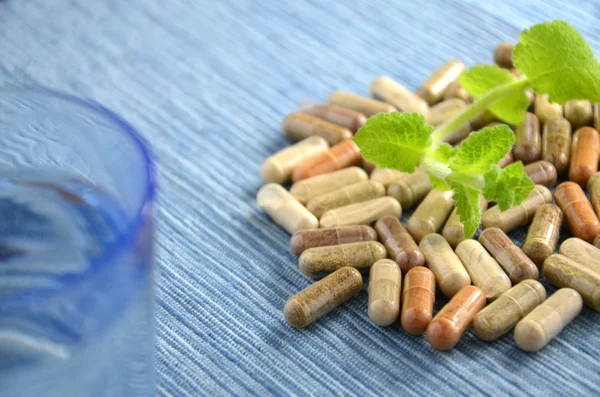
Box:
[1, 1, 600, 395]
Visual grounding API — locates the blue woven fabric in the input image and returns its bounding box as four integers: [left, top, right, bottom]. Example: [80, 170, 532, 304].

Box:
[2, 0, 600, 395]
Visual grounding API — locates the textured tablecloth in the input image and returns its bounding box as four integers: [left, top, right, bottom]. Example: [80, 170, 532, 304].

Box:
[2, 1, 600, 395]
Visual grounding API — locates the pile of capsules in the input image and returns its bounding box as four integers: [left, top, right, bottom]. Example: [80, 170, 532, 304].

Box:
[257, 43, 600, 352]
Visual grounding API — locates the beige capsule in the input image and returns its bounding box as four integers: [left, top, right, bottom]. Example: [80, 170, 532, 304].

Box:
[320, 196, 401, 228]
[534, 94, 563, 125]
[427, 98, 468, 126]
[284, 267, 363, 328]
[564, 100, 593, 129]
[328, 90, 396, 117]
[559, 237, 600, 275]
[543, 254, 600, 311]
[443, 80, 473, 103]
[368, 259, 402, 326]
[542, 117, 571, 174]
[482, 185, 553, 233]
[587, 172, 600, 220]
[473, 280, 546, 341]
[514, 288, 582, 352]
[514, 112, 541, 164]
[440, 120, 472, 145]
[406, 189, 454, 243]
[290, 167, 368, 204]
[370, 168, 407, 187]
[595, 103, 600, 131]
[260, 136, 329, 184]
[306, 181, 386, 218]
[494, 43, 514, 69]
[456, 239, 512, 301]
[416, 60, 466, 105]
[282, 112, 353, 145]
[442, 197, 488, 248]
[370, 76, 430, 116]
[419, 233, 471, 298]
[257, 184, 318, 234]
[298, 241, 387, 279]
[522, 204, 563, 266]
[470, 109, 498, 131]
[387, 169, 433, 209]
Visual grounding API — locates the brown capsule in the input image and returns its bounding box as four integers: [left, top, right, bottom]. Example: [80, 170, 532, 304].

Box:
[498, 152, 513, 168]
[290, 225, 378, 256]
[427, 98, 468, 126]
[569, 127, 599, 187]
[362, 157, 376, 174]
[559, 237, 600, 275]
[542, 117, 571, 174]
[387, 169, 433, 209]
[522, 204, 563, 266]
[478, 227, 539, 284]
[284, 267, 363, 328]
[543, 254, 600, 311]
[524, 160, 557, 187]
[514, 112, 541, 164]
[375, 215, 424, 273]
[406, 190, 454, 243]
[370, 77, 430, 115]
[292, 140, 362, 182]
[443, 197, 488, 248]
[443, 80, 473, 103]
[328, 90, 396, 117]
[298, 101, 367, 133]
[282, 112, 353, 145]
[588, 172, 600, 219]
[494, 43, 515, 69]
[595, 103, 600, 131]
[554, 181, 600, 243]
[416, 60, 466, 105]
[564, 100, 593, 129]
[306, 181, 386, 218]
[401, 267, 436, 335]
[534, 94, 563, 125]
[426, 286, 486, 350]
[470, 109, 498, 131]
[368, 259, 402, 326]
[442, 122, 472, 145]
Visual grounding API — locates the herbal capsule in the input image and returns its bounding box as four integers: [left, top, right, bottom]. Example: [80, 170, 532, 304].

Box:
[368, 259, 402, 326]
[543, 254, 600, 311]
[298, 241, 387, 279]
[290, 167, 368, 204]
[401, 267, 436, 335]
[542, 117, 571, 174]
[282, 112, 353, 145]
[595, 103, 600, 131]
[298, 101, 367, 133]
[534, 94, 563, 125]
[498, 152, 513, 168]
[522, 204, 563, 266]
[595, 235, 600, 249]
[441, 122, 471, 145]
[569, 127, 599, 187]
[482, 185, 552, 233]
[416, 60, 466, 106]
[427, 98, 468, 126]
[306, 181, 386, 218]
[470, 109, 498, 131]
[478, 227, 539, 283]
[426, 286, 486, 351]
[494, 43, 514, 69]
[320, 196, 401, 228]
[257, 184, 318, 234]
[514, 288, 582, 352]
[588, 172, 600, 218]
[370, 168, 407, 187]
[554, 181, 600, 243]
[260, 136, 329, 184]
[526, 89, 536, 110]
[328, 90, 396, 117]
[407, 190, 455, 243]
[473, 280, 546, 341]
[456, 239, 512, 301]
[387, 169, 432, 209]
[290, 225, 378, 256]
[370, 76, 430, 115]
[292, 140, 362, 182]
[362, 158, 376, 174]
[514, 112, 541, 164]
[564, 100, 593, 129]
[524, 160, 557, 187]
[560, 237, 600, 275]
[443, 197, 488, 248]
[284, 267, 363, 328]
[419, 233, 471, 298]
[443, 80, 472, 103]
[375, 215, 424, 273]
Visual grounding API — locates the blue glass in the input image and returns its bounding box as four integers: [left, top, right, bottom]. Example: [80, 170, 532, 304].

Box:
[0, 88, 157, 397]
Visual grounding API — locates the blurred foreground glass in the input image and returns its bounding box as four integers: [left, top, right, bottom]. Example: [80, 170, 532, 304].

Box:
[0, 89, 156, 396]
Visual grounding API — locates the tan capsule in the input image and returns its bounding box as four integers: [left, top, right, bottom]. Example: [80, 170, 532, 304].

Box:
[470, 109, 498, 131]
[298, 101, 367, 133]
[416, 60, 466, 106]
[555, 181, 600, 243]
[542, 117, 571, 174]
[482, 185, 553, 233]
[368, 259, 402, 326]
[443, 197, 488, 248]
[498, 152, 513, 168]
[426, 286, 486, 350]
[328, 90, 396, 117]
[298, 241, 387, 279]
[543, 254, 600, 311]
[320, 196, 401, 228]
[369, 168, 407, 187]
[440, 120, 472, 145]
[419, 234, 471, 298]
[284, 267, 363, 328]
[494, 43, 514, 69]
[386, 169, 432, 209]
[569, 127, 599, 187]
[306, 181, 386, 218]
[257, 184, 318, 234]
[292, 140, 362, 182]
[478, 227, 539, 284]
[375, 215, 424, 273]
[290, 225, 378, 256]
[290, 167, 368, 204]
[370, 76, 430, 116]
[534, 94, 563, 125]
[595, 103, 600, 131]
[401, 267, 436, 335]
[427, 98, 468, 126]
[407, 190, 455, 243]
[522, 204, 563, 266]
[514, 112, 541, 164]
[560, 237, 600, 275]
[564, 100, 593, 129]
[282, 112, 353, 145]
[524, 160, 557, 187]
[588, 172, 600, 219]
[443, 80, 473, 103]
[526, 89, 536, 110]
[595, 234, 600, 249]
[514, 288, 582, 352]
[260, 136, 329, 184]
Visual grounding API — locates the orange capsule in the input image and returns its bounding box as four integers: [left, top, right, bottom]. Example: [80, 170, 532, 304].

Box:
[401, 267, 436, 335]
[514, 112, 541, 164]
[524, 160, 557, 187]
[555, 182, 600, 243]
[298, 101, 367, 134]
[292, 140, 362, 182]
[375, 215, 425, 273]
[426, 286, 486, 350]
[282, 112, 353, 145]
[569, 127, 599, 187]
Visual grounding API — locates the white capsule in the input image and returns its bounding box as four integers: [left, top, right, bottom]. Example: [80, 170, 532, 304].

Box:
[257, 184, 318, 234]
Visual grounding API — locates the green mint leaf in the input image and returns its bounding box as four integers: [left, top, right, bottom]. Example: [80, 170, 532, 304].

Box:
[449, 125, 515, 173]
[459, 65, 529, 124]
[513, 20, 600, 103]
[447, 177, 482, 237]
[353, 113, 434, 172]
[432, 143, 456, 163]
[482, 162, 534, 210]
[429, 174, 451, 191]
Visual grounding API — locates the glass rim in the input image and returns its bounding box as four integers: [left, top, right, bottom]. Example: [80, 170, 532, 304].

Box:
[0, 87, 157, 313]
